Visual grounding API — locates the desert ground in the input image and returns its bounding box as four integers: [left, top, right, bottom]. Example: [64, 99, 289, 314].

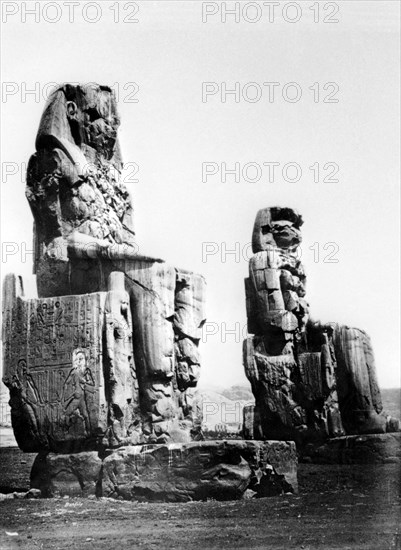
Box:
[0, 437, 400, 550]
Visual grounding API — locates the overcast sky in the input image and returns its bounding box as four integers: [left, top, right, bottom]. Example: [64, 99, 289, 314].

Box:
[1, 1, 400, 388]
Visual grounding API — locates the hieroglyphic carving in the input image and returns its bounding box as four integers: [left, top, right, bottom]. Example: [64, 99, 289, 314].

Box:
[3, 281, 108, 451]
[3, 82, 207, 452]
[2, 271, 148, 451]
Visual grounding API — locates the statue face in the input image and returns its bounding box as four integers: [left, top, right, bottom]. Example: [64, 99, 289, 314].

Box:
[84, 110, 119, 157]
[253, 208, 303, 252]
[270, 220, 302, 249]
[257, 220, 301, 250]
[66, 85, 120, 159]
[73, 350, 86, 372]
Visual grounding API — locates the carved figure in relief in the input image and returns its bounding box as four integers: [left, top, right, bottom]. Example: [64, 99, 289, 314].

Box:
[9, 360, 44, 443]
[2, 83, 206, 452]
[104, 272, 141, 445]
[62, 349, 95, 433]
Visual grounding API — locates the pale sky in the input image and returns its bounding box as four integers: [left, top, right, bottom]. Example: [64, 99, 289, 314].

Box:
[1, 1, 400, 388]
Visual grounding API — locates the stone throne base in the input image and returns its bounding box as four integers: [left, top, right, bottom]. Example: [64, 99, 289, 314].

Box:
[300, 433, 401, 465]
[30, 440, 298, 501]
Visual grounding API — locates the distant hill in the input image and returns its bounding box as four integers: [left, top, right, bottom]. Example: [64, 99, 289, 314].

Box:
[195, 385, 254, 433]
[196, 385, 401, 434]
[0, 383, 398, 432]
[220, 384, 254, 403]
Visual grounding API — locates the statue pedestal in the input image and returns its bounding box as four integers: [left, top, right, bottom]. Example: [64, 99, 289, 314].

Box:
[2, 264, 206, 451]
[300, 433, 401, 464]
[30, 440, 298, 501]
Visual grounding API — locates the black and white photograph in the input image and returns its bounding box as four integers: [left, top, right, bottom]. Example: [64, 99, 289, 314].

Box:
[0, 1, 400, 548]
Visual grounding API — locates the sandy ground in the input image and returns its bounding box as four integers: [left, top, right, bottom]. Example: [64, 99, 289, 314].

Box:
[0, 443, 400, 550]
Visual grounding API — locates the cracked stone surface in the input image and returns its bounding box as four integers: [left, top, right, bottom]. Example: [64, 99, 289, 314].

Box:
[2, 84, 206, 452]
[243, 207, 399, 447]
[29, 441, 298, 501]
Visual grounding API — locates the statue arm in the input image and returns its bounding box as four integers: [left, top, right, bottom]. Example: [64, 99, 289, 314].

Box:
[67, 231, 165, 263]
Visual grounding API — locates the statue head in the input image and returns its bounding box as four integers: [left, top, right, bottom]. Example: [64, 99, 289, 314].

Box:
[72, 348, 87, 372]
[36, 83, 122, 168]
[17, 359, 27, 378]
[252, 207, 303, 253]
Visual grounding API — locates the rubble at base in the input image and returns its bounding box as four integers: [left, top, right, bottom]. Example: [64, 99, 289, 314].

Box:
[30, 440, 298, 501]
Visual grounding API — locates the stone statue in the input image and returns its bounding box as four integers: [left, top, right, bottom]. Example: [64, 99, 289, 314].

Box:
[2, 83, 206, 451]
[25, 83, 154, 297]
[243, 207, 398, 446]
[2, 84, 302, 502]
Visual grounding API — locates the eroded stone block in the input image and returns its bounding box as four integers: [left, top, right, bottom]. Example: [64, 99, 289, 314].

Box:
[2, 273, 142, 452]
[3, 286, 108, 452]
[101, 440, 298, 501]
[301, 433, 401, 464]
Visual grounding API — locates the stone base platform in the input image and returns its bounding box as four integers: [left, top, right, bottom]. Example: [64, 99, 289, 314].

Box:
[30, 440, 298, 501]
[300, 433, 401, 464]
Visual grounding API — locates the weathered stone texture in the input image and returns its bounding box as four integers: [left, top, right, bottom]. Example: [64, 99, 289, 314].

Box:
[26, 83, 137, 296]
[101, 440, 297, 501]
[243, 207, 399, 447]
[2, 276, 108, 452]
[28, 441, 297, 501]
[103, 272, 141, 447]
[332, 325, 386, 434]
[2, 83, 206, 452]
[301, 433, 401, 465]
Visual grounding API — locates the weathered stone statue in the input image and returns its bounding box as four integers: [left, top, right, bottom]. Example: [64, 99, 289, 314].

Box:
[2, 85, 299, 501]
[243, 207, 399, 447]
[25, 83, 161, 296]
[3, 83, 206, 451]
